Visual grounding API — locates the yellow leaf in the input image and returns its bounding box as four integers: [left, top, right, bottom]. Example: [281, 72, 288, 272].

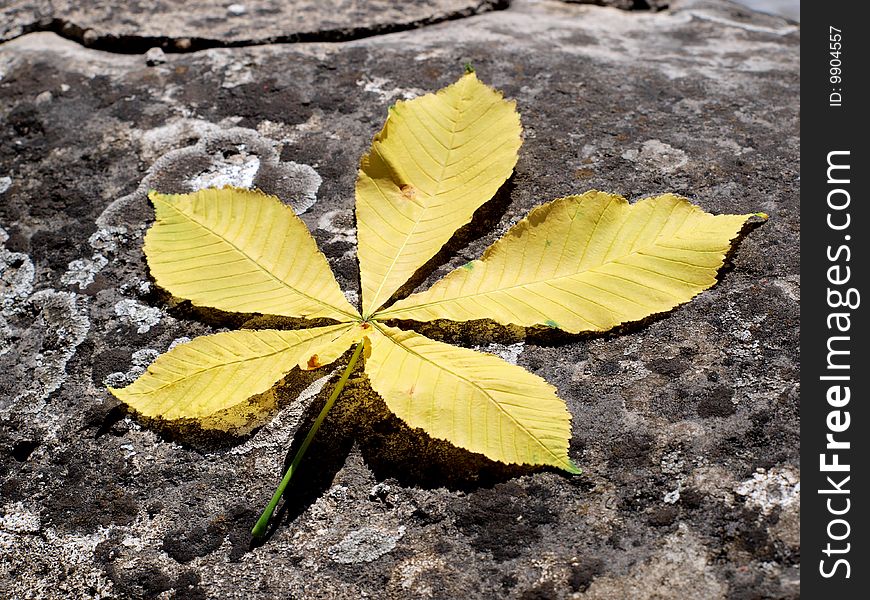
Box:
[379, 192, 754, 333]
[110, 324, 355, 422]
[355, 72, 522, 317]
[298, 321, 372, 370]
[145, 187, 359, 321]
[365, 323, 578, 472]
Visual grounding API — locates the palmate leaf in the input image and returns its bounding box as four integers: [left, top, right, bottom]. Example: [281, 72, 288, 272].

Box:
[146, 187, 359, 321]
[355, 72, 522, 317]
[109, 323, 361, 420]
[365, 324, 578, 472]
[110, 71, 764, 498]
[379, 192, 757, 333]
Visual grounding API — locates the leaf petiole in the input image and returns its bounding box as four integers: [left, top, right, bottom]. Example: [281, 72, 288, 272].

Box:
[251, 340, 365, 539]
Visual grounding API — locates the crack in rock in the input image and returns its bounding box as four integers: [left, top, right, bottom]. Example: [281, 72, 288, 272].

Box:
[2, 1, 510, 54]
[560, 0, 669, 9]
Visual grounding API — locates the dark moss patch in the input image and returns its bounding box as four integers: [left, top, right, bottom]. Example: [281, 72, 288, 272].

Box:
[647, 356, 690, 377]
[697, 385, 736, 417]
[608, 431, 654, 468]
[569, 557, 604, 592]
[48, 483, 138, 529]
[163, 502, 258, 563]
[647, 505, 679, 527]
[454, 482, 557, 561]
[11, 439, 40, 462]
[91, 347, 134, 386]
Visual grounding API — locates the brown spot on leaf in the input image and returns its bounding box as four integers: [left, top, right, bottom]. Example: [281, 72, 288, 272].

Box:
[400, 184, 417, 201]
[307, 354, 322, 369]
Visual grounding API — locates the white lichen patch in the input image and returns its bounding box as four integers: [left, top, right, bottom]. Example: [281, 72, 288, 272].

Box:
[356, 75, 423, 102]
[0, 249, 34, 316]
[328, 525, 406, 564]
[317, 209, 357, 244]
[89, 226, 129, 255]
[474, 341, 525, 365]
[0, 226, 35, 317]
[0, 316, 12, 358]
[168, 336, 191, 350]
[118, 278, 152, 299]
[61, 255, 109, 290]
[660, 448, 687, 479]
[342, 289, 359, 308]
[621, 140, 689, 173]
[1, 229, 92, 422]
[102, 121, 324, 231]
[0, 526, 114, 599]
[735, 467, 800, 516]
[188, 153, 261, 190]
[103, 348, 160, 387]
[663, 487, 681, 505]
[3, 290, 90, 422]
[114, 298, 162, 334]
[137, 118, 233, 163]
[270, 160, 322, 214]
[58, 227, 131, 289]
[0, 502, 41, 534]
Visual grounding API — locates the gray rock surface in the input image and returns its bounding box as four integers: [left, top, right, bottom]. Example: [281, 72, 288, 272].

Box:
[1, 0, 508, 50]
[0, 0, 799, 598]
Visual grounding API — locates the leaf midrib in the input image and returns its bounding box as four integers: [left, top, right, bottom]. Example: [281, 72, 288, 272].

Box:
[154, 197, 359, 322]
[124, 325, 350, 396]
[377, 225, 719, 317]
[364, 117, 460, 316]
[372, 323, 570, 469]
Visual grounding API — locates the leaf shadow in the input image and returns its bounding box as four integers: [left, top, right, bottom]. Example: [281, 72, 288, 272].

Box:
[252, 374, 359, 546]
[251, 367, 541, 548]
[351, 384, 546, 491]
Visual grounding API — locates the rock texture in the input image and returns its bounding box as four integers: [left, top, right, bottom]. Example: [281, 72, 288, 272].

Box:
[1, 1, 509, 50]
[0, 0, 799, 598]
